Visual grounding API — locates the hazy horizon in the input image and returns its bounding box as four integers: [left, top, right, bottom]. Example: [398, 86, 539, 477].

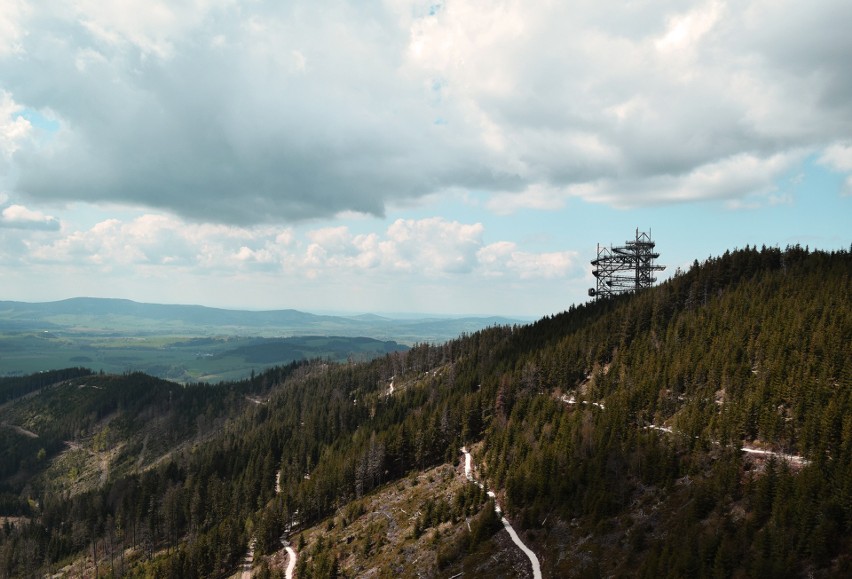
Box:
[1, 1, 850, 317]
[1, 295, 534, 321]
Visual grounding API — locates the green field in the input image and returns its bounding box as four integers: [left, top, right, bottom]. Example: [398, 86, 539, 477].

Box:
[0, 298, 521, 382]
[0, 332, 406, 383]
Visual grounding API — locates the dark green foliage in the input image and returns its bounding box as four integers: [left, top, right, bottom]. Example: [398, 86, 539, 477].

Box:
[468, 499, 501, 549]
[0, 245, 849, 577]
[220, 336, 406, 364]
[480, 245, 851, 576]
[0, 367, 92, 404]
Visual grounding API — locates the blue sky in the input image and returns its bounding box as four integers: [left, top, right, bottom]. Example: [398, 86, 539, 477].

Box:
[1, 1, 850, 318]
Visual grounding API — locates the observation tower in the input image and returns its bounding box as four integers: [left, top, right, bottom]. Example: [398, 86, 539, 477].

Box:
[589, 229, 665, 299]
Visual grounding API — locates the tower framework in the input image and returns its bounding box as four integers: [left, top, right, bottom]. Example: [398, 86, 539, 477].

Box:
[589, 229, 665, 299]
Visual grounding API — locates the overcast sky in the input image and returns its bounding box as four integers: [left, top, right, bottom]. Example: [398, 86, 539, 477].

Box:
[1, 0, 849, 317]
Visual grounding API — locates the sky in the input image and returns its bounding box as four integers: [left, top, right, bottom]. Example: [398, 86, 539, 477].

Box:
[0, 0, 849, 318]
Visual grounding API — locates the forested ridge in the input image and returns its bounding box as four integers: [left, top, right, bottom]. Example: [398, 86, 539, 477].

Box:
[0, 245, 849, 577]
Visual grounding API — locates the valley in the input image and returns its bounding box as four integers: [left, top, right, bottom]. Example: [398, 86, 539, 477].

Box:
[0, 299, 524, 383]
[0, 245, 849, 577]
[0, 333, 407, 384]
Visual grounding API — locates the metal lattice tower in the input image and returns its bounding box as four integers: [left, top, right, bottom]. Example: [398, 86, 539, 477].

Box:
[589, 229, 665, 299]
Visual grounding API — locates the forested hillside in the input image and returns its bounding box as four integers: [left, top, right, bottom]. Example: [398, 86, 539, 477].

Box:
[0, 245, 849, 577]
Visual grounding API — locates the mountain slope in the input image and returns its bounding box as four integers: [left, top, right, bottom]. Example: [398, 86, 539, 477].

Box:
[0, 245, 849, 578]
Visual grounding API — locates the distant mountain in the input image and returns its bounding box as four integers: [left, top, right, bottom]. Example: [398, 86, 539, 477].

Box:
[347, 313, 392, 322]
[0, 297, 524, 342]
[0, 297, 346, 327]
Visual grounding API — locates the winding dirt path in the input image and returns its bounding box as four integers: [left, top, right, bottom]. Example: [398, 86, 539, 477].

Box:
[238, 470, 296, 579]
[461, 447, 542, 579]
[565, 398, 809, 467]
[644, 425, 809, 466]
[739, 445, 809, 466]
[276, 470, 297, 579]
[283, 543, 296, 579]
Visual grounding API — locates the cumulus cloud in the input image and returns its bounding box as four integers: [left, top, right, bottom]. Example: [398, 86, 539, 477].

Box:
[0, 0, 28, 57]
[0, 91, 31, 160]
[478, 241, 577, 279]
[297, 218, 487, 275]
[20, 213, 574, 282]
[384, 218, 484, 274]
[819, 142, 852, 196]
[0, 203, 59, 230]
[2, 1, 851, 223]
[71, 0, 217, 59]
[28, 213, 266, 267]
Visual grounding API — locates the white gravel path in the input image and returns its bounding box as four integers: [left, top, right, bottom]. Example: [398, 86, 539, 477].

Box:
[461, 447, 542, 579]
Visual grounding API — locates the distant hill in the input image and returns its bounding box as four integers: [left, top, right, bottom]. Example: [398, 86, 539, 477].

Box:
[0, 297, 523, 342]
[0, 298, 516, 381]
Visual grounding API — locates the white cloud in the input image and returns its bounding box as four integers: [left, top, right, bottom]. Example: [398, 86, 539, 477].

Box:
[290, 49, 306, 73]
[71, 0, 226, 59]
[0, 91, 31, 159]
[29, 214, 229, 267]
[655, 1, 723, 57]
[234, 245, 277, 266]
[820, 143, 852, 172]
[0, 203, 60, 230]
[384, 218, 484, 274]
[297, 218, 486, 275]
[74, 48, 108, 73]
[574, 151, 802, 208]
[275, 229, 295, 246]
[0, 0, 28, 57]
[2, 1, 850, 223]
[18, 212, 574, 285]
[485, 151, 801, 212]
[308, 226, 355, 254]
[478, 241, 577, 279]
[819, 142, 852, 195]
[486, 183, 574, 214]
